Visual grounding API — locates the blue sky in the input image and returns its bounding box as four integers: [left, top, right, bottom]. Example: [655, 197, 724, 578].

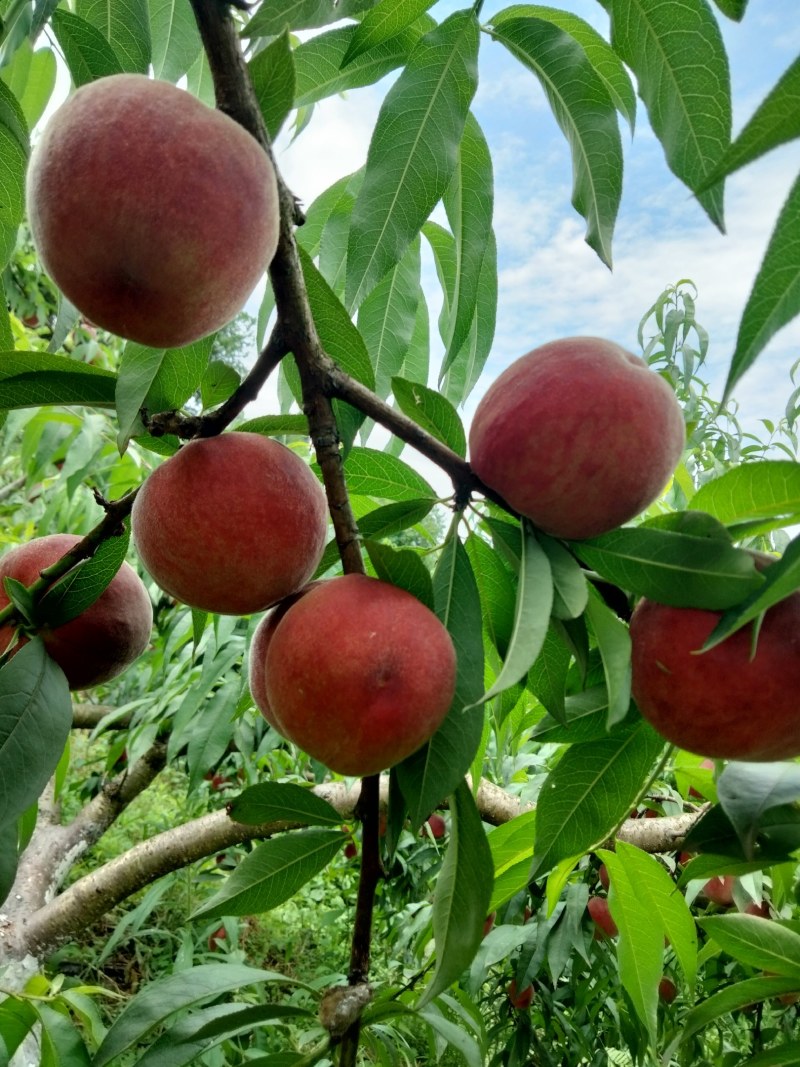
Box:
[277, 0, 800, 444]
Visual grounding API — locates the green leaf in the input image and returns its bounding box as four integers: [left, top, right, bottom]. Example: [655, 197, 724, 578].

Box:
[93, 964, 290, 1067]
[76, 0, 151, 72]
[712, 0, 747, 18]
[704, 533, 800, 649]
[699, 54, 800, 191]
[365, 540, 434, 611]
[0, 818, 17, 907]
[0, 351, 117, 409]
[608, 0, 730, 229]
[584, 584, 631, 727]
[50, 9, 125, 85]
[0, 41, 57, 130]
[440, 111, 493, 370]
[491, 4, 636, 130]
[293, 16, 432, 108]
[297, 171, 362, 258]
[342, 0, 435, 66]
[716, 761, 800, 859]
[200, 359, 240, 409]
[700, 913, 800, 979]
[249, 30, 295, 141]
[492, 14, 623, 266]
[244, 0, 377, 37]
[419, 780, 494, 1005]
[342, 446, 435, 501]
[237, 414, 310, 436]
[468, 521, 552, 707]
[192, 829, 346, 919]
[0, 81, 27, 269]
[600, 842, 697, 1012]
[312, 498, 435, 578]
[0, 997, 37, 1063]
[690, 460, 800, 526]
[439, 227, 497, 405]
[186, 680, 238, 792]
[532, 684, 630, 745]
[397, 532, 484, 828]
[538, 534, 588, 619]
[677, 976, 800, 1047]
[37, 524, 132, 629]
[0, 640, 71, 828]
[487, 809, 537, 910]
[37, 1004, 91, 1067]
[358, 239, 422, 401]
[723, 172, 800, 400]
[741, 1044, 800, 1067]
[526, 624, 571, 723]
[573, 527, 764, 609]
[529, 719, 666, 879]
[228, 782, 343, 827]
[465, 531, 516, 656]
[115, 335, 214, 450]
[345, 10, 480, 310]
[148, 0, 202, 82]
[392, 375, 467, 457]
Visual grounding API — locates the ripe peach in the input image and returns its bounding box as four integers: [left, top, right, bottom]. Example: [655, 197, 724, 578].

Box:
[131, 433, 327, 615]
[425, 814, 447, 839]
[507, 979, 534, 1010]
[598, 864, 610, 890]
[658, 977, 677, 1004]
[703, 876, 735, 907]
[0, 533, 152, 689]
[264, 575, 457, 776]
[468, 338, 685, 540]
[587, 896, 618, 939]
[26, 74, 279, 348]
[630, 583, 800, 761]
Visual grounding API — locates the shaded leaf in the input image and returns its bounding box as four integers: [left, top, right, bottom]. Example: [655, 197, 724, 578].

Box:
[365, 540, 434, 611]
[148, 0, 202, 82]
[359, 239, 422, 400]
[51, 9, 125, 85]
[37, 523, 131, 629]
[0, 352, 116, 409]
[392, 375, 467, 457]
[249, 30, 295, 141]
[76, 0, 151, 73]
[228, 782, 342, 827]
[244, 0, 377, 37]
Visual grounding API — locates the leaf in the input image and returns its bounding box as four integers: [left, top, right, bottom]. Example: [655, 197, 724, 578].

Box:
[439, 227, 497, 405]
[50, 9, 125, 85]
[237, 414, 310, 436]
[37, 523, 132, 628]
[0, 819, 18, 908]
[186, 680, 238, 792]
[0, 83, 27, 269]
[440, 111, 493, 370]
[487, 809, 537, 909]
[526, 625, 571, 723]
[698, 54, 800, 191]
[529, 719, 666, 879]
[465, 532, 516, 656]
[491, 4, 636, 130]
[704, 533, 800, 649]
[532, 685, 635, 745]
[228, 782, 342, 827]
[419, 780, 494, 1005]
[600, 842, 697, 1013]
[538, 534, 588, 619]
[293, 16, 432, 108]
[200, 359, 240, 409]
[342, 446, 435, 501]
[0, 41, 57, 129]
[358, 239, 421, 401]
[342, 0, 435, 66]
[0, 351, 117, 409]
[723, 172, 800, 400]
[76, 0, 151, 72]
[712, 0, 747, 18]
[716, 761, 800, 859]
[312, 498, 435, 578]
[365, 540, 434, 611]
[392, 375, 467, 457]
[492, 14, 623, 266]
[584, 585, 631, 728]
[700, 913, 800, 979]
[677, 976, 800, 1047]
[148, 0, 202, 82]
[0, 997, 37, 1063]
[37, 1003, 91, 1067]
[191, 829, 346, 919]
[244, 0, 377, 37]
[396, 532, 484, 828]
[0, 641, 71, 830]
[249, 30, 295, 141]
[690, 460, 800, 526]
[608, 0, 730, 229]
[572, 527, 764, 609]
[467, 521, 552, 707]
[115, 336, 214, 450]
[345, 10, 480, 311]
[92, 964, 290, 1067]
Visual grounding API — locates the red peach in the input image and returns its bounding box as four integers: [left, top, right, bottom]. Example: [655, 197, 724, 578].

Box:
[0, 533, 152, 690]
[703, 876, 735, 907]
[132, 433, 327, 616]
[588, 896, 618, 939]
[658, 977, 677, 1004]
[507, 980, 534, 1010]
[469, 338, 685, 539]
[27, 75, 279, 348]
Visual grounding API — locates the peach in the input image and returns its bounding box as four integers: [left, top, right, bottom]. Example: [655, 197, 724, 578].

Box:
[26, 74, 279, 348]
[507, 979, 534, 1010]
[630, 586, 800, 761]
[249, 584, 319, 730]
[703, 876, 735, 907]
[0, 533, 152, 689]
[658, 977, 677, 1004]
[131, 433, 327, 616]
[264, 575, 457, 776]
[587, 895, 618, 939]
[468, 337, 685, 539]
